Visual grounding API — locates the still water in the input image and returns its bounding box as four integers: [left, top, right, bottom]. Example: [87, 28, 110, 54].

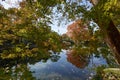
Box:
[28, 49, 110, 80]
[0, 49, 119, 80]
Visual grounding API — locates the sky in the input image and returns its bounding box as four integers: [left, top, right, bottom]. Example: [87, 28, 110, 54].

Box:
[0, 0, 71, 35]
[50, 11, 72, 35]
[0, 0, 22, 9]
[0, 0, 93, 35]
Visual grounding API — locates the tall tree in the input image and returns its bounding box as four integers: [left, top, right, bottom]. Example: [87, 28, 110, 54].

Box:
[0, 0, 63, 59]
[58, 0, 120, 64]
[66, 20, 91, 44]
[90, 0, 120, 64]
[1, 0, 120, 64]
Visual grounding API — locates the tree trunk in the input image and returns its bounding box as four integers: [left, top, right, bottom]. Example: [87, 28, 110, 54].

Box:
[100, 20, 120, 64]
[90, 0, 120, 64]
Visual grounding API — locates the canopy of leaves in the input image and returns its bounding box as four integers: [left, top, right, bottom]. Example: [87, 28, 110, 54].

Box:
[0, 0, 64, 59]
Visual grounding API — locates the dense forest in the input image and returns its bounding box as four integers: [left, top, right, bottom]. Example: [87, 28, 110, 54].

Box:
[0, 0, 120, 80]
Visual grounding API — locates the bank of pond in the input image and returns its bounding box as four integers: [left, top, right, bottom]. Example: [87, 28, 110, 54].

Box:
[0, 42, 119, 80]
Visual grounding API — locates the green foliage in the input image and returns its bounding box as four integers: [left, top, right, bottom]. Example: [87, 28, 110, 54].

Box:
[0, 64, 36, 80]
[0, 0, 63, 60]
[0, 0, 119, 61]
[92, 65, 106, 80]
[0, 0, 119, 80]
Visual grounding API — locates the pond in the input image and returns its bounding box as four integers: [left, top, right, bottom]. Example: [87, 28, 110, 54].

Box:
[28, 49, 107, 80]
[0, 0, 120, 80]
[0, 47, 119, 80]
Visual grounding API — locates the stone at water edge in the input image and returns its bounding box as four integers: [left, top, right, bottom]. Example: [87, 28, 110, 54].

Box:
[103, 68, 120, 80]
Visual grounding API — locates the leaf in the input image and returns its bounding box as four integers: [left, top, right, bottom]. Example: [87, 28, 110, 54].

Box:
[15, 47, 22, 53]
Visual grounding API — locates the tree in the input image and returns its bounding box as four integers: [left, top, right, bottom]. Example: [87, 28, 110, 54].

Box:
[0, 0, 63, 59]
[1, 0, 120, 64]
[57, 0, 120, 64]
[66, 19, 91, 44]
[89, 0, 120, 64]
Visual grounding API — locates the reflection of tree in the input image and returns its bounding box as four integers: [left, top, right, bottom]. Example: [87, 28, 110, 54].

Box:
[66, 49, 89, 68]
[0, 50, 61, 79]
[50, 52, 60, 62]
[0, 62, 35, 80]
[66, 35, 118, 69]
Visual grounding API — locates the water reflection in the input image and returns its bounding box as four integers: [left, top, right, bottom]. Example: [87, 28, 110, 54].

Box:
[66, 49, 89, 68]
[0, 48, 119, 80]
[0, 63, 35, 80]
[28, 49, 113, 80]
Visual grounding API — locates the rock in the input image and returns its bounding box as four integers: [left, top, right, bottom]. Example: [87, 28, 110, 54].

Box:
[103, 68, 120, 80]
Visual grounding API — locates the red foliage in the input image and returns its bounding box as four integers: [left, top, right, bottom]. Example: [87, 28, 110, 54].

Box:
[66, 20, 91, 43]
[66, 49, 88, 68]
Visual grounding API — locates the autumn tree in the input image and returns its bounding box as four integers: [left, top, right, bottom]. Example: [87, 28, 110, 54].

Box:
[56, 0, 120, 64]
[1, 0, 120, 64]
[66, 19, 91, 44]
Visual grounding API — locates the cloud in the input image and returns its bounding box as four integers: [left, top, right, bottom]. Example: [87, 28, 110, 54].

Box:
[0, 0, 22, 9]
